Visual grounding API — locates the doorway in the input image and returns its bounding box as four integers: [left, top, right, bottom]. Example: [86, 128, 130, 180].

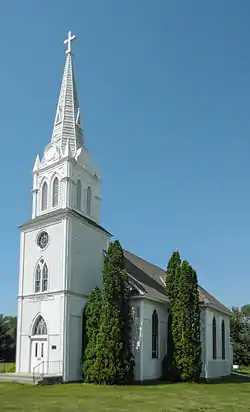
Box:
[30, 315, 48, 374]
[31, 339, 47, 374]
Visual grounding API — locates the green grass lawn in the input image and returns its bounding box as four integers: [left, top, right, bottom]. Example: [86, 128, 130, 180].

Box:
[0, 377, 250, 412]
[238, 366, 250, 376]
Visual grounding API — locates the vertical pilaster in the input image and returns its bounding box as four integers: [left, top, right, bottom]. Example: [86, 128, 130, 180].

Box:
[32, 189, 38, 218]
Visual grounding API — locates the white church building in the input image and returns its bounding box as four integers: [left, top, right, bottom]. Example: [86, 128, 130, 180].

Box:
[16, 32, 232, 383]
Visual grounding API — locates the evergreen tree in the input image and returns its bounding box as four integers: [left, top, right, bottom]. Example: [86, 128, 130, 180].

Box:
[175, 261, 201, 381]
[230, 306, 250, 366]
[82, 287, 102, 382]
[165, 253, 201, 382]
[164, 251, 181, 380]
[188, 265, 202, 380]
[241, 304, 250, 318]
[165, 251, 181, 302]
[92, 241, 134, 384]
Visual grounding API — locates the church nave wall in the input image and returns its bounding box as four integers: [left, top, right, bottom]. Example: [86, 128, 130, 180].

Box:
[204, 308, 231, 378]
[141, 299, 168, 381]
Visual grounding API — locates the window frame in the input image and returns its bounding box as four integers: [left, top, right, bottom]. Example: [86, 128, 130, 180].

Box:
[152, 309, 159, 359]
[52, 177, 59, 208]
[35, 260, 49, 294]
[86, 185, 91, 216]
[221, 320, 225, 360]
[41, 181, 48, 211]
[42, 263, 48, 292]
[212, 316, 217, 360]
[76, 179, 82, 210]
[32, 316, 47, 336]
[35, 264, 41, 293]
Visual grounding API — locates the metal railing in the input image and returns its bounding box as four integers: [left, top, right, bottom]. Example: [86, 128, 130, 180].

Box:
[33, 360, 63, 384]
[33, 360, 44, 384]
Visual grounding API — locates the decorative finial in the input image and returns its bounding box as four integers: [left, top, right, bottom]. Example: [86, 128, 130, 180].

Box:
[64, 30, 76, 54]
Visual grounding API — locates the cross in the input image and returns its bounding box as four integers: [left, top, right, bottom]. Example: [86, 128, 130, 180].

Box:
[64, 30, 76, 54]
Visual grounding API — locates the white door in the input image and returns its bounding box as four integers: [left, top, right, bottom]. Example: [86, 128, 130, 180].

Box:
[31, 340, 47, 374]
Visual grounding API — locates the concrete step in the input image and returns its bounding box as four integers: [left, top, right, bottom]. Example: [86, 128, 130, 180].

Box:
[0, 373, 34, 384]
[0, 373, 63, 385]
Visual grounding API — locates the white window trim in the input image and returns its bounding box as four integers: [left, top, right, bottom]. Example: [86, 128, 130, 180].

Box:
[34, 260, 49, 294]
[52, 176, 60, 208]
[41, 181, 49, 212]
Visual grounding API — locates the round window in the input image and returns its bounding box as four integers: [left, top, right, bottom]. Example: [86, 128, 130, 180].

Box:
[37, 231, 49, 250]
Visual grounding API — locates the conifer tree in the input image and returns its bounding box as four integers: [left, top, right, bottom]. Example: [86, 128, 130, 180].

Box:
[187, 264, 202, 380]
[165, 251, 181, 301]
[165, 253, 201, 382]
[87, 241, 134, 384]
[82, 286, 102, 382]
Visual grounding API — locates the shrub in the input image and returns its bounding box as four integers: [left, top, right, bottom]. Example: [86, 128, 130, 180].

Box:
[7, 363, 15, 373]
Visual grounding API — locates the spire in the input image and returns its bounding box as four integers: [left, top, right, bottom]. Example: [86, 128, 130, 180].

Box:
[51, 31, 84, 157]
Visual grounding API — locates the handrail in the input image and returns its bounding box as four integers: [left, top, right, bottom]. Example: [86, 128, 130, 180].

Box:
[33, 360, 44, 384]
[32, 360, 63, 384]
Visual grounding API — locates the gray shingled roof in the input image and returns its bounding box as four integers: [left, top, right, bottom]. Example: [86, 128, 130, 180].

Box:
[123, 249, 231, 315]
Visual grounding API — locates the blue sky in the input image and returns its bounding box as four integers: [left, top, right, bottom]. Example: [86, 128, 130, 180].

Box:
[1, 0, 250, 314]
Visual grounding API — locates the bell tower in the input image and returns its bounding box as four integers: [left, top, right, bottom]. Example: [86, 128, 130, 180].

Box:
[15, 32, 111, 382]
[32, 31, 101, 223]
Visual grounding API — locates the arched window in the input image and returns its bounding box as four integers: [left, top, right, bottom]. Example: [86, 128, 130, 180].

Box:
[52, 177, 59, 207]
[152, 309, 159, 358]
[76, 180, 82, 210]
[35, 264, 41, 293]
[221, 320, 225, 360]
[35, 259, 48, 293]
[42, 263, 48, 292]
[212, 316, 217, 360]
[41, 182, 48, 211]
[33, 316, 47, 336]
[87, 186, 91, 215]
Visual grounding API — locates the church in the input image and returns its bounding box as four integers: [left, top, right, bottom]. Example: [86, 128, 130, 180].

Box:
[16, 32, 232, 383]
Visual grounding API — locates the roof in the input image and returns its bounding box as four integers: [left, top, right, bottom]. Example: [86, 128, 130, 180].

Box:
[123, 249, 231, 315]
[19, 208, 112, 236]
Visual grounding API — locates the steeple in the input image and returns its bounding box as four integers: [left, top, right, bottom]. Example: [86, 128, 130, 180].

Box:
[50, 31, 84, 157]
[31, 31, 101, 223]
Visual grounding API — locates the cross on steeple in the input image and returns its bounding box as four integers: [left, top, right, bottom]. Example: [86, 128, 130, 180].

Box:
[51, 30, 83, 154]
[64, 30, 76, 54]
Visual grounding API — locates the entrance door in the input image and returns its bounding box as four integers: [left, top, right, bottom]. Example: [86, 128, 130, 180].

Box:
[31, 340, 47, 374]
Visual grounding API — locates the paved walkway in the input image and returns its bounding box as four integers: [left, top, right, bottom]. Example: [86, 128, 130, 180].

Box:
[0, 373, 34, 384]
